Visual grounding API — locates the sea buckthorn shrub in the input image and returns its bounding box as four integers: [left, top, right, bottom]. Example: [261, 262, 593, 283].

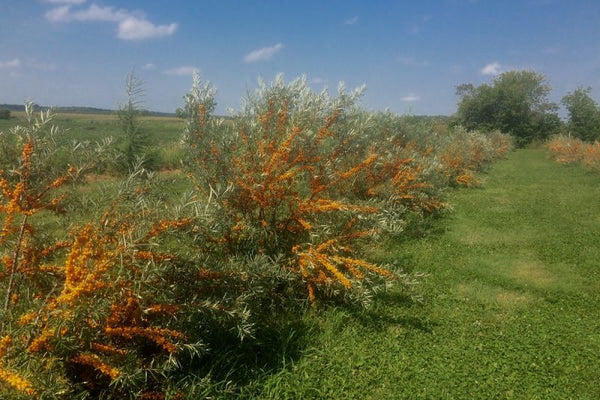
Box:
[0, 103, 72, 182]
[326, 111, 511, 217]
[181, 75, 513, 304]
[182, 75, 398, 305]
[0, 108, 252, 398]
[339, 111, 447, 224]
[433, 126, 510, 187]
[547, 135, 600, 172]
[1, 196, 253, 398]
[0, 78, 513, 398]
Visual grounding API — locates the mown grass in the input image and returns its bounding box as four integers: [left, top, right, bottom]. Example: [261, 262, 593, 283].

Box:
[216, 149, 600, 399]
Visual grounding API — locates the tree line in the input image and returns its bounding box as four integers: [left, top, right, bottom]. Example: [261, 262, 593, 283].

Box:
[454, 70, 600, 146]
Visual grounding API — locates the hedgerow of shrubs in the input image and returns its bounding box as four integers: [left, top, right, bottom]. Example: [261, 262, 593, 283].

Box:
[0, 76, 512, 398]
[547, 135, 600, 172]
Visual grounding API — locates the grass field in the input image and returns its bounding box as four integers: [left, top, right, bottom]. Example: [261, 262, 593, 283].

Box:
[212, 149, 599, 399]
[0, 110, 183, 145]
[0, 110, 186, 174]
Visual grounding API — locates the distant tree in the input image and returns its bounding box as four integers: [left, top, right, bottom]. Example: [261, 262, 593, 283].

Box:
[117, 70, 153, 171]
[456, 70, 561, 146]
[175, 107, 187, 119]
[0, 109, 9, 119]
[561, 87, 600, 142]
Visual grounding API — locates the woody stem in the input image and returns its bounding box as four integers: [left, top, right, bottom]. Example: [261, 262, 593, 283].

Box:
[4, 214, 28, 312]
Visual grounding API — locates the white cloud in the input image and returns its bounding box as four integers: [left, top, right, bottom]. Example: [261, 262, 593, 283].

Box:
[45, 6, 70, 22]
[118, 17, 177, 40]
[45, 4, 177, 40]
[244, 43, 284, 63]
[142, 63, 157, 71]
[46, 4, 128, 22]
[162, 66, 199, 76]
[480, 62, 502, 75]
[400, 94, 420, 102]
[344, 16, 359, 25]
[0, 58, 20, 69]
[397, 56, 430, 67]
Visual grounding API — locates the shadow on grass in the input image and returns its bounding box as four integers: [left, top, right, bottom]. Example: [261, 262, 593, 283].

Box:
[170, 214, 447, 394]
[173, 304, 316, 394]
[346, 290, 436, 334]
[402, 211, 450, 240]
[173, 289, 432, 396]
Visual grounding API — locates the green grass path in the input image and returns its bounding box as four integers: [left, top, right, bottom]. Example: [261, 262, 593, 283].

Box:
[245, 149, 600, 399]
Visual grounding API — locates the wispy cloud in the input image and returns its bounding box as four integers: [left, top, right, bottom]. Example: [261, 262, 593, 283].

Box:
[142, 63, 157, 71]
[244, 43, 284, 63]
[397, 56, 430, 67]
[400, 94, 420, 102]
[162, 66, 199, 76]
[480, 62, 502, 75]
[43, 0, 86, 4]
[344, 16, 359, 25]
[45, 4, 128, 22]
[0, 58, 20, 69]
[45, 5, 71, 22]
[118, 17, 177, 40]
[45, 4, 177, 40]
[0, 58, 58, 72]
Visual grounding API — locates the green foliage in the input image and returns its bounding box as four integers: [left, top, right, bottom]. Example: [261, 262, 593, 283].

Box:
[180, 72, 227, 174]
[0, 110, 185, 177]
[561, 86, 600, 142]
[182, 74, 396, 305]
[0, 102, 69, 179]
[181, 74, 511, 305]
[0, 109, 10, 120]
[456, 70, 561, 146]
[117, 71, 154, 172]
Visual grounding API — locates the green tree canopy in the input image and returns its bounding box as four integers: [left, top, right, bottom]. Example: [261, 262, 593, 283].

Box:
[561, 87, 600, 142]
[456, 70, 561, 146]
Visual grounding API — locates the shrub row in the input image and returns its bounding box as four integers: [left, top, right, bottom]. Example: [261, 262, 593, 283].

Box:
[547, 135, 600, 173]
[0, 77, 512, 398]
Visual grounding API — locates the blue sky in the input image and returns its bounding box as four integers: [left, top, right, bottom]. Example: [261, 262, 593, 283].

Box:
[1, 0, 599, 115]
